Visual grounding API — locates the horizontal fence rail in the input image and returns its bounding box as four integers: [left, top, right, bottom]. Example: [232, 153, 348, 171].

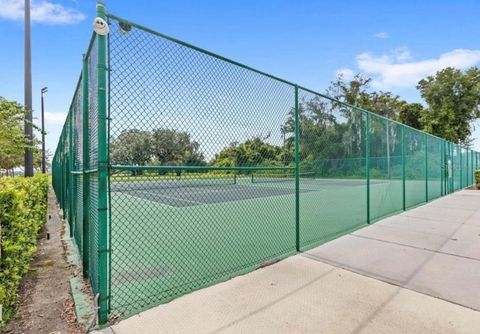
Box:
[52, 4, 480, 324]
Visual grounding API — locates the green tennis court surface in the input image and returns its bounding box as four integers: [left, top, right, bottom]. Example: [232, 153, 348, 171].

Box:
[109, 175, 433, 315]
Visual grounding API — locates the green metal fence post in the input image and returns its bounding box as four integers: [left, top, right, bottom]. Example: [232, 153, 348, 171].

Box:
[460, 146, 463, 189]
[82, 54, 90, 276]
[60, 141, 64, 211]
[365, 113, 370, 223]
[401, 126, 406, 210]
[470, 149, 472, 185]
[424, 134, 428, 202]
[68, 110, 74, 237]
[440, 140, 444, 196]
[294, 85, 300, 252]
[466, 149, 469, 186]
[96, 1, 109, 325]
[451, 144, 454, 192]
[472, 150, 474, 184]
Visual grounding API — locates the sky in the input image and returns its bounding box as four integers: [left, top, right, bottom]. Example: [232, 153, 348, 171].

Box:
[0, 0, 479, 157]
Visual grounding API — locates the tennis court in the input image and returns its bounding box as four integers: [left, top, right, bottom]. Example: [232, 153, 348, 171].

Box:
[51, 4, 480, 323]
[108, 172, 425, 313]
[110, 173, 384, 208]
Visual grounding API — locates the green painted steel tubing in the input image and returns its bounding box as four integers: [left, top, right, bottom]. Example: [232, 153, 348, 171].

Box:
[460, 145, 462, 188]
[82, 53, 90, 277]
[68, 111, 74, 237]
[96, 2, 109, 325]
[111, 165, 295, 171]
[401, 126, 406, 210]
[425, 134, 428, 202]
[294, 85, 300, 252]
[440, 140, 444, 196]
[365, 113, 370, 224]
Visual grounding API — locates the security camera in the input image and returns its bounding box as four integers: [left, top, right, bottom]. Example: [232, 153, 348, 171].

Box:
[119, 21, 132, 34]
[93, 17, 109, 35]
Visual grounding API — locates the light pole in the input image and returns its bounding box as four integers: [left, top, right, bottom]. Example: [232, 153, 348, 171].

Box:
[41, 87, 48, 173]
[24, 0, 34, 176]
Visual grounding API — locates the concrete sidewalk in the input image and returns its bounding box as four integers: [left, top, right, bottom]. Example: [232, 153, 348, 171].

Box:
[94, 190, 480, 334]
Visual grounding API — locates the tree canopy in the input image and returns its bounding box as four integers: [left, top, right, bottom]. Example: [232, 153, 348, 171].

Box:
[331, 67, 480, 145]
[0, 97, 42, 175]
[418, 67, 480, 145]
[108, 66, 479, 178]
[211, 136, 288, 168]
[110, 128, 206, 168]
[328, 73, 425, 125]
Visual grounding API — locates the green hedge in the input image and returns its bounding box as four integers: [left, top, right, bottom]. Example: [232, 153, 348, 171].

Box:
[0, 174, 49, 327]
[476, 170, 480, 189]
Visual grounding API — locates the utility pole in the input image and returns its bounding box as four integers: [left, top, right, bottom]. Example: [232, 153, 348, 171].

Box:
[24, 0, 34, 176]
[41, 87, 48, 173]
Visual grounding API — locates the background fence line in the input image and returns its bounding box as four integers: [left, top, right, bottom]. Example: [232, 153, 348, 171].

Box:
[52, 6, 480, 324]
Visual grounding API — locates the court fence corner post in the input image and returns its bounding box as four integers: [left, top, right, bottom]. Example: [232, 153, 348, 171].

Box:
[294, 85, 300, 252]
[96, 1, 110, 325]
[82, 53, 90, 277]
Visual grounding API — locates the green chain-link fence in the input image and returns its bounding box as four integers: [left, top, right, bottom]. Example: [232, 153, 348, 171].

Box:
[52, 3, 480, 324]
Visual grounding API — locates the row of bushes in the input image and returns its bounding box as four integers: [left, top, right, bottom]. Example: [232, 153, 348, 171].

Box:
[0, 174, 49, 327]
[476, 170, 480, 189]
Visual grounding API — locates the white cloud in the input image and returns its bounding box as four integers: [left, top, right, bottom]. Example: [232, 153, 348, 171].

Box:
[353, 48, 480, 89]
[0, 0, 85, 24]
[44, 111, 67, 123]
[335, 68, 355, 81]
[373, 32, 389, 39]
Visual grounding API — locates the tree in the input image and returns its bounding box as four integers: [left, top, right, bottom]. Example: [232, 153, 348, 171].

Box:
[110, 129, 153, 174]
[328, 73, 372, 107]
[110, 128, 206, 176]
[397, 103, 424, 130]
[328, 73, 423, 123]
[211, 137, 284, 169]
[151, 129, 205, 167]
[417, 67, 480, 144]
[0, 97, 40, 175]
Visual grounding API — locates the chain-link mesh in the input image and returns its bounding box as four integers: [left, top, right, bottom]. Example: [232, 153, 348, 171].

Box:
[453, 145, 461, 191]
[427, 135, 442, 200]
[51, 34, 101, 298]
[404, 127, 426, 208]
[72, 78, 84, 253]
[369, 117, 403, 220]
[107, 17, 296, 314]
[51, 10, 480, 324]
[297, 89, 367, 248]
[88, 38, 100, 294]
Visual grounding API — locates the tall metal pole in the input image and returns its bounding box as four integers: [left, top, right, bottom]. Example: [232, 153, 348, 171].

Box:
[294, 85, 300, 252]
[24, 0, 34, 176]
[366, 113, 371, 224]
[41, 87, 48, 173]
[401, 126, 406, 210]
[96, 2, 110, 324]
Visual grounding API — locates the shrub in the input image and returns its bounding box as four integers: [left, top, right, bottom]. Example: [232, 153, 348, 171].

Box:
[0, 174, 49, 327]
[475, 170, 480, 189]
